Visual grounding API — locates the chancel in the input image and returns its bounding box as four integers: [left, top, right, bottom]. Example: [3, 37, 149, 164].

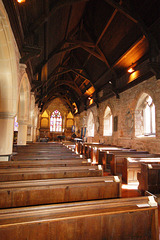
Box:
[0, 0, 160, 239]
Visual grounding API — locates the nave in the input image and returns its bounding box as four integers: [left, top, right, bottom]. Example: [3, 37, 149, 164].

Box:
[0, 141, 159, 239]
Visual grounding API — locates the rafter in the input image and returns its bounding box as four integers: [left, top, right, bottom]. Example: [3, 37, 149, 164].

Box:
[104, 0, 159, 59]
[37, 80, 82, 103]
[26, 0, 89, 39]
[104, 0, 138, 23]
[20, 45, 41, 63]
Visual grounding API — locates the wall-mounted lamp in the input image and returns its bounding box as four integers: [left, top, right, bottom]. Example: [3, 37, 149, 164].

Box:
[17, 0, 26, 3]
[128, 67, 135, 73]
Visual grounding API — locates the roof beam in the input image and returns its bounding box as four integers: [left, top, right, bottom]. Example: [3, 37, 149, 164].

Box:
[104, 0, 138, 23]
[20, 45, 41, 63]
[104, 0, 159, 58]
[37, 80, 82, 103]
[27, 0, 89, 37]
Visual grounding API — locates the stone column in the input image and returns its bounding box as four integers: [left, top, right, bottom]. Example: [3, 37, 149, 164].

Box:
[33, 126, 37, 142]
[27, 125, 34, 143]
[0, 113, 14, 161]
[17, 120, 28, 145]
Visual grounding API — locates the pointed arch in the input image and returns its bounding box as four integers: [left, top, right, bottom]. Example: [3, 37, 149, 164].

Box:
[18, 73, 31, 122]
[87, 111, 94, 137]
[135, 93, 155, 137]
[66, 111, 74, 128]
[103, 106, 113, 136]
[50, 110, 62, 132]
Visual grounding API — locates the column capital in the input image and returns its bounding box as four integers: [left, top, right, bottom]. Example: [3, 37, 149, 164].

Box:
[27, 124, 33, 127]
[19, 63, 27, 70]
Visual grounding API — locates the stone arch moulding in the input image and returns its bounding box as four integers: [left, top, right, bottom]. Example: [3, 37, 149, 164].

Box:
[18, 73, 31, 123]
[133, 87, 156, 112]
[135, 92, 156, 137]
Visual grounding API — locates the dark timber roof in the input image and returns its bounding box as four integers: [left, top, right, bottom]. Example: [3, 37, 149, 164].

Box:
[3, 0, 160, 113]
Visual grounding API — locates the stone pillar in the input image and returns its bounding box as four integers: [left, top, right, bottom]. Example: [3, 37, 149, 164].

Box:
[33, 126, 37, 142]
[0, 113, 14, 161]
[17, 121, 28, 145]
[27, 125, 33, 142]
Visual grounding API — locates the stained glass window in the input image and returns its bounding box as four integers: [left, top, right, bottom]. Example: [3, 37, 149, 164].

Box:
[14, 116, 18, 131]
[50, 110, 62, 132]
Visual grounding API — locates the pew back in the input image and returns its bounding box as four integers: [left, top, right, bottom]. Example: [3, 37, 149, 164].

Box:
[0, 197, 158, 240]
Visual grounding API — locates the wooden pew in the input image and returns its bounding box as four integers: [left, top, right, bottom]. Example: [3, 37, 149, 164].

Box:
[138, 163, 160, 194]
[93, 147, 136, 167]
[0, 159, 89, 169]
[11, 154, 82, 161]
[0, 176, 121, 208]
[110, 152, 155, 175]
[123, 158, 160, 184]
[0, 196, 158, 240]
[82, 144, 124, 161]
[0, 166, 102, 181]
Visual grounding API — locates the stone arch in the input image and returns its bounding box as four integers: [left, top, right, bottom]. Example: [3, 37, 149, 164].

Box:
[66, 112, 74, 129]
[87, 111, 95, 137]
[17, 73, 31, 145]
[103, 106, 113, 136]
[135, 92, 156, 137]
[0, 1, 19, 159]
[18, 72, 31, 122]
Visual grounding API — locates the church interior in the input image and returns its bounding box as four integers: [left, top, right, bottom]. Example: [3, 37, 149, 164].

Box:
[0, 0, 160, 239]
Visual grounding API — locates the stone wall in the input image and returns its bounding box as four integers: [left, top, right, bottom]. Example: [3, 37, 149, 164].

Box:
[79, 76, 160, 153]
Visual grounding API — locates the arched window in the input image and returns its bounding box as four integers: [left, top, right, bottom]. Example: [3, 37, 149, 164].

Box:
[87, 112, 94, 137]
[135, 94, 155, 137]
[103, 106, 112, 136]
[14, 116, 18, 131]
[50, 110, 62, 132]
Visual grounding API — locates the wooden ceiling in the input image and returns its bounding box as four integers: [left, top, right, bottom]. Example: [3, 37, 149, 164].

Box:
[3, 0, 160, 113]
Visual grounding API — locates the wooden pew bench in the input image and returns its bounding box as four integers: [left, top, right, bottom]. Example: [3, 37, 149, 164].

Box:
[138, 163, 160, 194]
[123, 158, 160, 184]
[0, 176, 121, 208]
[13, 149, 76, 154]
[82, 143, 109, 159]
[83, 144, 125, 160]
[110, 152, 155, 175]
[94, 148, 136, 167]
[11, 154, 82, 161]
[0, 196, 158, 240]
[0, 166, 102, 181]
[0, 159, 89, 169]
